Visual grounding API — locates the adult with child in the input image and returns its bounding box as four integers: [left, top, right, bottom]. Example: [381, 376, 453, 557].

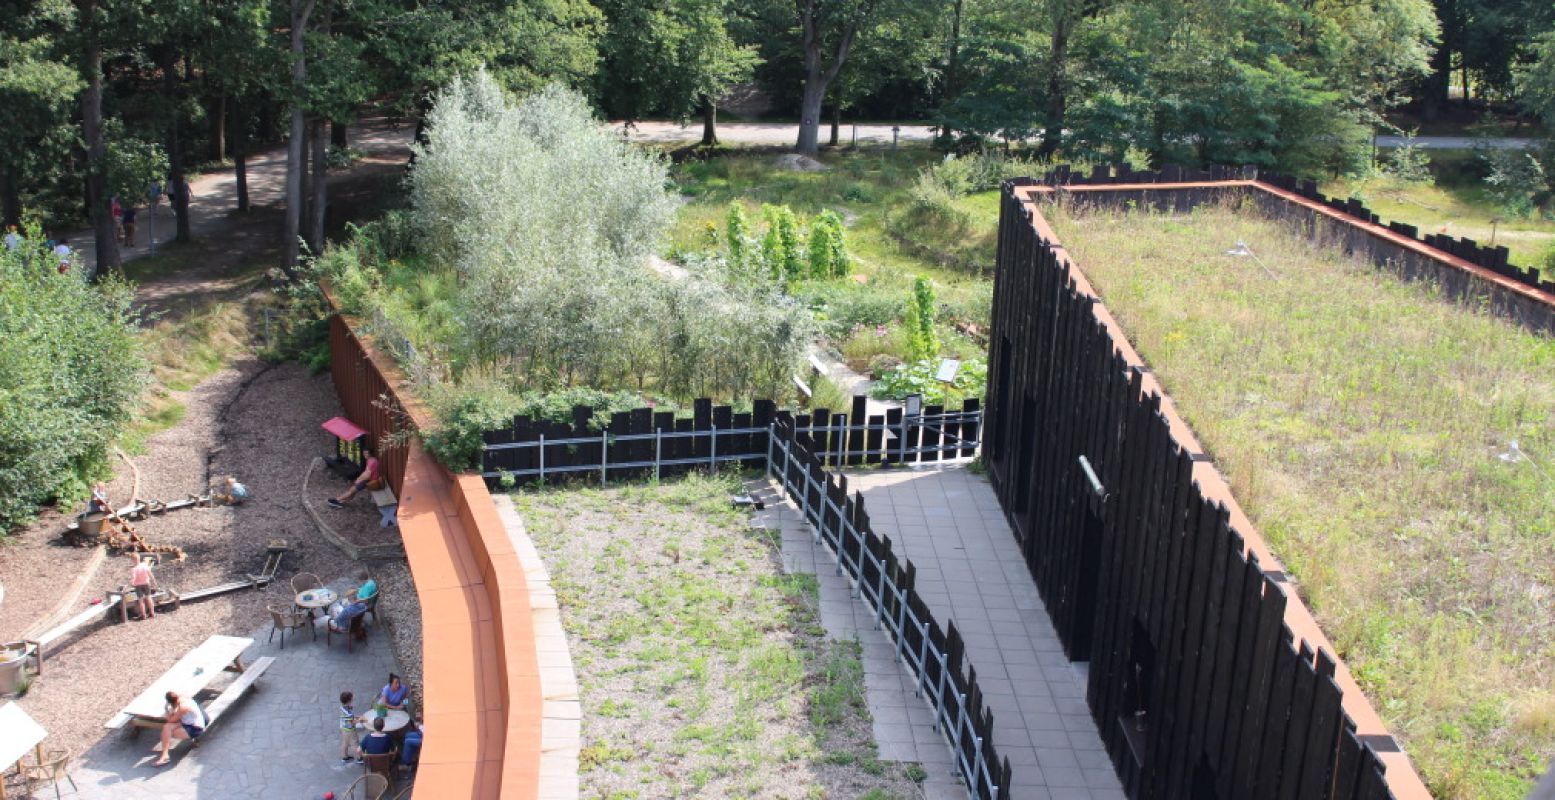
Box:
[328, 448, 380, 509]
[153, 691, 205, 766]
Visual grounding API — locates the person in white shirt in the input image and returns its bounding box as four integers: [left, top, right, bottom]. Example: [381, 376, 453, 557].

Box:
[3, 225, 19, 250]
[154, 690, 206, 766]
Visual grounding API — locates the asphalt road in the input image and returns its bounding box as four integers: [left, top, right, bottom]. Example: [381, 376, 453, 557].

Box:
[619, 121, 1536, 150]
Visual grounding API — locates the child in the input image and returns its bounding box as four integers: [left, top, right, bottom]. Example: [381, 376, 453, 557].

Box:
[338, 691, 360, 763]
[129, 554, 157, 620]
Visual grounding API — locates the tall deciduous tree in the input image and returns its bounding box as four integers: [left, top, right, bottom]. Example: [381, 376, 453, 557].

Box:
[75, 0, 120, 277]
[0, 35, 80, 227]
[598, 0, 759, 145]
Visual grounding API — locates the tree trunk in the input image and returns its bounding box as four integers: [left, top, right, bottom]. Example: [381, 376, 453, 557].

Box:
[162, 50, 191, 244]
[331, 120, 348, 148]
[283, 0, 316, 272]
[1039, 20, 1069, 157]
[797, 82, 826, 155]
[232, 96, 249, 212]
[794, 0, 862, 156]
[700, 97, 718, 146]
[309, 116, 327, 251]
[945, 0, 964, 103]
[829, 106, 841, 147]
[210, 94, 226, 162]
[79, 0, 119, 278]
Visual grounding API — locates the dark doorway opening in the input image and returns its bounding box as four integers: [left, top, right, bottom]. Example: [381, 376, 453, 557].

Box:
[1069, 503, 1105, 660]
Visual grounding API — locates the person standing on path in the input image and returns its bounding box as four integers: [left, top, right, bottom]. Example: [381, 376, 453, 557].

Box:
[122, 205, 137, 247]
[129, 554, 158, 620]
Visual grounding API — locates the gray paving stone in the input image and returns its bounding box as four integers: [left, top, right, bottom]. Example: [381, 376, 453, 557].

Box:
[67, 600, 410, 800]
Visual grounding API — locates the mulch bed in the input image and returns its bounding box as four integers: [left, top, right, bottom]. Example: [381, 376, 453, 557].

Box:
[0, 359, 405, 761]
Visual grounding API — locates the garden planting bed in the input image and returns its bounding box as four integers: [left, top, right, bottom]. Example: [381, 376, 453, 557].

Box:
[1050, 202, 1555, 799]
[516, 475, 925, 800]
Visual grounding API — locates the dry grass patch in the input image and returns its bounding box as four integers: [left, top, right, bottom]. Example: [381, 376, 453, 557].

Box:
[1050, 202, 1555, 800]
[517, 474, 925, 800]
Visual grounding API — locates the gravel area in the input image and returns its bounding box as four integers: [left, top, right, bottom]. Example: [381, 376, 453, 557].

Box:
[373, 560, 423, 709]
[0, 358, 402, 763]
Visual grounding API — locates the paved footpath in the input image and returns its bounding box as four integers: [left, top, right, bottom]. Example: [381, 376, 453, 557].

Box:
[761, 464, 1125, 800]
[66, 610, 409, 800]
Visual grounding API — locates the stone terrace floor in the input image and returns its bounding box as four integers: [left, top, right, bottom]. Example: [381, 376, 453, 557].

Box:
[763, 463, 1125, 800]
[59, 600, 411, 800]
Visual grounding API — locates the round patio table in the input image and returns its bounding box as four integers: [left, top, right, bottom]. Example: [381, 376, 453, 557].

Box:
[294, 588, 337, 618]
[358, 708, 410, 733]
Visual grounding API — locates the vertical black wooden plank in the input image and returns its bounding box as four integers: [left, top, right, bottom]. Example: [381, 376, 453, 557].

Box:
[693, 398, 713, 460]
[1330, 718, 1365, 800]
[921, 403, 944, 462]
[866, 414, 886, 464]
[1232, 583, 1289, 795]
[1217, 553, 1268, 800]
[1295, 652, 1343, 800]
[712, 404, 734, 467]
[848, 395, 868, 465]
[1275, 642, 1318, 800]
[811, 408, 831, 467]
[960, 397, 980, 457]
[1253, 629, 1300, 797]
[672, 417, 695, 477]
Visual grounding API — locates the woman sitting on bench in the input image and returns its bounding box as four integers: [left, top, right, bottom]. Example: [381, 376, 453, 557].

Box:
[328, 449, 381, 509]
[154, 691, 206, 766]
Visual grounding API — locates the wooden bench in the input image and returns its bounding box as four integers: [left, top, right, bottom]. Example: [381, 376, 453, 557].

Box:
[134, 656, 275, 751]
[369, 487, 398, 528]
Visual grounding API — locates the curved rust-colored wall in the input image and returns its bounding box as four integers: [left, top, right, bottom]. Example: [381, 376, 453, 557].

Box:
[328, 311, 543, 798]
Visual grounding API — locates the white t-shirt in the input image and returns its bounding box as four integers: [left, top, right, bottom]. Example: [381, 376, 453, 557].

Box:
[3, 233, 19, 250]
[54, 244, 71, 259]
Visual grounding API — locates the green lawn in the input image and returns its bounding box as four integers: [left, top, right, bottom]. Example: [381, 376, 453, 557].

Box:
[666, 149, 996, 381]
[1323, 150, 1555, 268]
[517, 474, 924, 799]
[1051, 203, 1555, 800]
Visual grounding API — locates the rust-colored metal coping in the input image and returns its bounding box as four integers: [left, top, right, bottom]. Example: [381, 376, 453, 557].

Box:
[325, 295, 543, 799]
[1012, 183, 1434, 799]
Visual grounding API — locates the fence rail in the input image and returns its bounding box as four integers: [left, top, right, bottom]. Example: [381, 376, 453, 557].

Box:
[767, 416, 1012, 800]
[479, 397, 982, 484]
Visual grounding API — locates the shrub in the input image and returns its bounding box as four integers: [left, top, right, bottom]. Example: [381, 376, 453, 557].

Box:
[760, 204, 803, 283]
[1482, 149, 1549, 217]
[424, 383, 647, 471]
[904, 277, 939, 361]
[1384, 131, 1433, 185]
[0, 229, 147, 533]
[870, 358, 987, 406]
[726, 203, 752, 274]
[807, 210, 850, 279]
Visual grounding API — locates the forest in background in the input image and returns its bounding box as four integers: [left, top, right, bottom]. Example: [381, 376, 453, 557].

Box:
[9, 0, 1555, 279]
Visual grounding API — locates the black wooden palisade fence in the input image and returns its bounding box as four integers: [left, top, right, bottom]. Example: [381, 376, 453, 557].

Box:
[479, 396, 982, 482]
[478, 398, 1008, 799]
[985, 182, 1401, 800]
[767, 414, 1012, 800]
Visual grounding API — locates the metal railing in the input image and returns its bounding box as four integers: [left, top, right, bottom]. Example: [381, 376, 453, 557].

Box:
[767, 419, 1011, 800]
[479, 401, 981, 483]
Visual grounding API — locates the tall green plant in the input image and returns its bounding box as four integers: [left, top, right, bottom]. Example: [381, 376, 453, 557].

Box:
[903, 276, 939, 361]
[760, 204, 803, 282]
[808, 210, 850, 278]
[726, 202, 751, 273]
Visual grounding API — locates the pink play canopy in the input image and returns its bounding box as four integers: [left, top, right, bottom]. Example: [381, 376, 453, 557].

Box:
[321, 416, 368, 441]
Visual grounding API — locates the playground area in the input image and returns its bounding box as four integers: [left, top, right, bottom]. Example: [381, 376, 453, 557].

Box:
[0, 360, 420, 799]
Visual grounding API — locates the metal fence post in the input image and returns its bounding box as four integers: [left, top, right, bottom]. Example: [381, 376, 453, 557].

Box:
[971, 733, 986, 794]
[600, 429, 608, 486]
[710, 425, 718, 472]
[916, 620, 931, 698]
[899, 408, 911, 463]
[538, 434, 546, 487]
[875, 557, 888, 630]
[933, 650, 950, 732]
[766, 423, 777, 480]
[950, 691, 968, 777]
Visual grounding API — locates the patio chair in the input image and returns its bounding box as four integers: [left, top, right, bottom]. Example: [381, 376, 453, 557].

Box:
[361, 592, 380, 628]
[362, 749, 398, 792]
[20, 747, 77, 800]
[290, 572, 322, 597]
[345, 773, 389, 800]
[328, 613, 368, 653]
[266, 604, 312, 649]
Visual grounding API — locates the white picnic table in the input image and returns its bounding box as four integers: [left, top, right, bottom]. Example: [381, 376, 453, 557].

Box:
[121, 635, 253, 723]
[0, 702, 47, 799]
